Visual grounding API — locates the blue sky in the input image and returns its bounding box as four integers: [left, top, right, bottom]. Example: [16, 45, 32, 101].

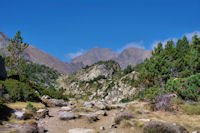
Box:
[0, 0, 200, 62]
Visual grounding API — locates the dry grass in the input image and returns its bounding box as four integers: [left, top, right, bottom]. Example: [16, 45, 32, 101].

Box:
[73, 107, 93, 113]
[6, 102, 45, 110]
[172, 97, 185, 105]
[120, 120, 134, 128]
[76, 100, 85, 107]
[182, 103, 200, 115]
[127, 105, 136, 111]
[129, 100, 200, 131]
[8, 117, 36, 125]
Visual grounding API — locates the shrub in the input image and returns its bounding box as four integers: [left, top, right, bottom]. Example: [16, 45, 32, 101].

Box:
[0, 79, 39, 102]
[0, 97, 5, 111]
[114, 112, 133, 124]
[123, 65, 133, 75]
[145, 87, 162, 100]
[30, 83, 68, 101]
[22, 61, 61, 87]
[172, 97, 185, 105]
[143, 121, 188, 133]
[120, 97, 133, 103]
[25, 103, 37, 113]
[120, 120, 133, 128]
[166, 74, 200, 101]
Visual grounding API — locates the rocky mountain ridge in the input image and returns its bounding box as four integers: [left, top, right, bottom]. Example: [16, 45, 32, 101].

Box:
[72, 47, 151, 69]
[0, 31, 74, 74]
[0, 31, 151, 74]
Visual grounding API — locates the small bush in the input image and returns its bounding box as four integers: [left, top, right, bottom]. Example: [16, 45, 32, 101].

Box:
[172, 97, 185, 105]
[183, 103, 200, 115]
[120, 97, 133, 103]
[145, 87, 162, 100]
[120, 120, 133, 128]
[25, 103, 37, 113]
[114, 112, 133, 124]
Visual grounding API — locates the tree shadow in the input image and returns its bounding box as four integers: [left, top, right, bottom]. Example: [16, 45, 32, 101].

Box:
[0, 105, 12, 121]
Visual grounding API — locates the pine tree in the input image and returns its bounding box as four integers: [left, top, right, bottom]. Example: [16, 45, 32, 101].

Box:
[174, 36, 190, 77]
[7, 31, 29, 75]
[152, 41, 163, 56]
[189, 34, 200, 74]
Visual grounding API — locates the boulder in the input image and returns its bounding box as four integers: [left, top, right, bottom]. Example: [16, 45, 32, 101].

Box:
[83, 101, 94, 108]
[60, 106, 72, 112]
[58, 111, 76, 120]
[69, 128, 95, 133]
[94, 102, 106, 110]
[143, 121, 189, 133]
[94, 110, 107, 116]
[139, 118, 151, 122]
[41, 95, 68, 107]
[110, 103, 127, 109]
[18, 123, 38, 133]
[14, 111, 31, 120]
[35, 109, 49, 119]
[37, 124, 45, 133]
[79, 113, 99, 122]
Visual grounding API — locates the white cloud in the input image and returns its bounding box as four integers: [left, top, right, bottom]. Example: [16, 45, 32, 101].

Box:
[152, 31, 200, 49]
[152, 38, 178, 49]
[65, 49, 85, 60]
[117, 41, 145, 53]
[185, 31, 200, 41]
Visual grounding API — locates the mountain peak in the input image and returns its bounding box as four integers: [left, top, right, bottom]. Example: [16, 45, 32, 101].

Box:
[0, 31, 151, 74]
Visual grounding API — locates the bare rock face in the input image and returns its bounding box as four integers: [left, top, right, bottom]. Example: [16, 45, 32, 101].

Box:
[143, 121, 189, 133]
[0, 56, 7, 80]
[77, 63, 119, 81]
[0, 31, 10, 56]
[115, 48, 151, 69]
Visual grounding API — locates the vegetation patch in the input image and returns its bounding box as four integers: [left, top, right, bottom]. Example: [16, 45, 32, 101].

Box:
[6, 102, 45, 110]
[182, 103, 200, 115]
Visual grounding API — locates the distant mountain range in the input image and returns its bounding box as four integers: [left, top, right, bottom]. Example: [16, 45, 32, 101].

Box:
[0, 31, 151, 74]
[71, 47, 151, 69]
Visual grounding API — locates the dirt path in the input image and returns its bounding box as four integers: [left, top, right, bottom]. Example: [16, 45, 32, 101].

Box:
[38, 107, 136, 133]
